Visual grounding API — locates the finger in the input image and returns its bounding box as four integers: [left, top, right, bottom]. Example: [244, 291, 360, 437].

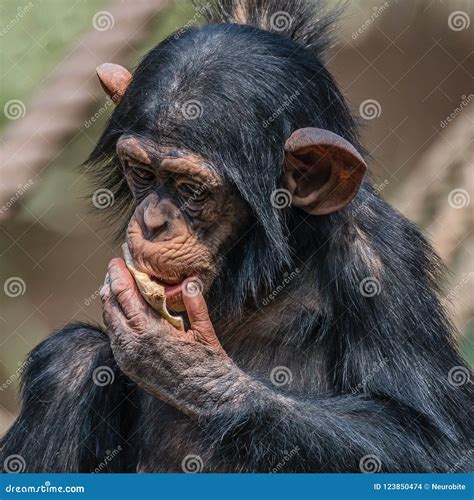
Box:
[100, 283, 128, 337]
[108, 258, 148, 318]
[182, 285, 223, 351]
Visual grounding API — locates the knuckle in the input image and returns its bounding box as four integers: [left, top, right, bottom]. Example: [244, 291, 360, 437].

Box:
[111, 278, 130, 295]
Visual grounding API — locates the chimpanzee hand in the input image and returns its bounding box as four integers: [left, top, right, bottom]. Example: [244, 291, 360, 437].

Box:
[100, 258, 248, 417]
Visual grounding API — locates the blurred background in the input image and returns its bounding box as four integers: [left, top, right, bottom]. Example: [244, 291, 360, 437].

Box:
[0, 0, 472, 435]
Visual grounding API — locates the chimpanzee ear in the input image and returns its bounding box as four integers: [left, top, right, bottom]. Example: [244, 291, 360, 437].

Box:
[96, 63, 132, 104]
[283, 128, 367, 215]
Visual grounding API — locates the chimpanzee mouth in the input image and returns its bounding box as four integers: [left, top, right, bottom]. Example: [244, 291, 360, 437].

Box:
[148, 274, 198, 301]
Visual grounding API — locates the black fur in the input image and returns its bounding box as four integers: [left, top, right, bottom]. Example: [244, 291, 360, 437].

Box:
[2, 0, 472, 473]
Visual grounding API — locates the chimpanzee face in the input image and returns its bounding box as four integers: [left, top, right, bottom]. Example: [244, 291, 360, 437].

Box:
[94, 52, 366, 313]
[116, 135, 249, 312]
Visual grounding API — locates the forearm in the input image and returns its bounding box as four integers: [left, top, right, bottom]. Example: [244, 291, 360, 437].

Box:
[197, 378, 450, 472]
[1, 324, 138, 473]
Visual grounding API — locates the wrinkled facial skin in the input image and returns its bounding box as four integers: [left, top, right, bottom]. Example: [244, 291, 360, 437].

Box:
[117, 136, 249, 312]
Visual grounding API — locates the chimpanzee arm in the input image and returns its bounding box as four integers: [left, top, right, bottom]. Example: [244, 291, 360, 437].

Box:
[197, 383, 469, 473]
[0, 323, 138, 473]
[101, 260, 472, 473]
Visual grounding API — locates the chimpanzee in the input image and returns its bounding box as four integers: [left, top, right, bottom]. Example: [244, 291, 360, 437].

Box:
[1, 0, 472, 473]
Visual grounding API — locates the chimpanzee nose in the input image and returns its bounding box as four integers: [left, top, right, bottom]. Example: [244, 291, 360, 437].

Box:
[138, 193, 178, 242]
[143, 203, 169, 241]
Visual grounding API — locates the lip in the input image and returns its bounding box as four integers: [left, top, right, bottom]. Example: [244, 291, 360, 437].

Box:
[149, 275, 198, 301]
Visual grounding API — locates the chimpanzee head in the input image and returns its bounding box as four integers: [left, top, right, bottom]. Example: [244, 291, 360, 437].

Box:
[87, 20, 366, 315]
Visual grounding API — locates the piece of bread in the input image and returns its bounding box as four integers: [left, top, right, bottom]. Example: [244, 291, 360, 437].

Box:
[121, 243, 184, 330]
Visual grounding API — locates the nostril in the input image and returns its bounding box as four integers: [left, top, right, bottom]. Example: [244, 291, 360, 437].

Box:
[142, 207, 169, 241]
[144, 219, 168, 241]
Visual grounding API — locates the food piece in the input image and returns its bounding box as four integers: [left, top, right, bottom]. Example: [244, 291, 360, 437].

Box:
[121, 243, 185, 331]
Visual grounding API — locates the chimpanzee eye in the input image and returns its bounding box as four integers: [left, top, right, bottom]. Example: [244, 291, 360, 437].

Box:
[176, 181, 207, 202]
[132, 167, 155, 181]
